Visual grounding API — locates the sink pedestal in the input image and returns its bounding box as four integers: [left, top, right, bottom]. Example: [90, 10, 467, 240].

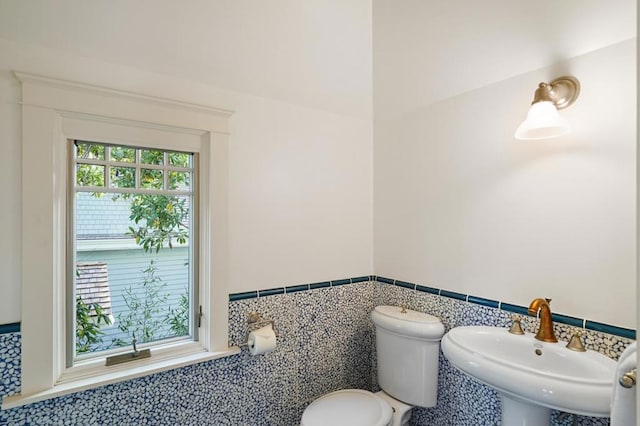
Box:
[501, 394, 551, 426]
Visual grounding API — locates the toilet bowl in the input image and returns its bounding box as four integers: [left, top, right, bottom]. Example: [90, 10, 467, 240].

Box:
[301, 305, 444, 426]
[300, 389, 393, 426]
[300, 388, 414, 426]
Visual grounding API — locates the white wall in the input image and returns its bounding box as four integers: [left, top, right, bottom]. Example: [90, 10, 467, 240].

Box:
[0, 38, 373, 324]
[374, 39, 636, 328]
[0, 0, 373, 119]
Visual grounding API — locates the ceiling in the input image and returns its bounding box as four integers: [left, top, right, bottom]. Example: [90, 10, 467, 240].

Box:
[373, 0, 636, 116]
[0, 1, 635, 117]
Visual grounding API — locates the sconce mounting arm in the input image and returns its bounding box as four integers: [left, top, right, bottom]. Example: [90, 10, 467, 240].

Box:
[531, 76, 580, 110]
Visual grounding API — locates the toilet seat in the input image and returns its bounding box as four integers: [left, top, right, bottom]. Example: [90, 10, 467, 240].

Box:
[301, 389, 393, 426]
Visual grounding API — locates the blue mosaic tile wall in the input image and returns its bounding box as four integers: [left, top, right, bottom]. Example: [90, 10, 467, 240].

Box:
[0, 279, 635, 425]
[0, 281, 377, 425]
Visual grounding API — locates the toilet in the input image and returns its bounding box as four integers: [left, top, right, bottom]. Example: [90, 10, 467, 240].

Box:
[301, 305, 445, 426]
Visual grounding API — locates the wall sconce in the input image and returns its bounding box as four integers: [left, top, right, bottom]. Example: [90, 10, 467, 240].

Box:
[514, 76, 580, 140]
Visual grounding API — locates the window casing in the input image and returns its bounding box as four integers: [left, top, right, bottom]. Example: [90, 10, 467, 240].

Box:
[4, 72, 236, 410]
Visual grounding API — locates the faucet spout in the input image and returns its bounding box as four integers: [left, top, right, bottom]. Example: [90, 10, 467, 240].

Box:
[528, 298, 558, 343]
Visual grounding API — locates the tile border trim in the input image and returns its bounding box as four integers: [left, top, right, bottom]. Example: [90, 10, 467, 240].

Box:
[373, 276, 636, 340]
[228, 276, 371, 302]
[226, 274, 635, 339]
[0, 322, 20, 335]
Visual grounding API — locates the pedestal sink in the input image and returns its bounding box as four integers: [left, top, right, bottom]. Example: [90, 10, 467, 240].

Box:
[441, 326, 616, 426]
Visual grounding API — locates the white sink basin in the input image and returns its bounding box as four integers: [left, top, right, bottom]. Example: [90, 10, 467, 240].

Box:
[441, 326, 616, 424]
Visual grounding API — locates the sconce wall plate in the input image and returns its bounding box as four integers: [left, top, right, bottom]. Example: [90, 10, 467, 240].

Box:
[532, 76, 580, 110]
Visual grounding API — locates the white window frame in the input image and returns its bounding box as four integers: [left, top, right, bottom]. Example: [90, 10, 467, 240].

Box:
[3, 72, 238, 409]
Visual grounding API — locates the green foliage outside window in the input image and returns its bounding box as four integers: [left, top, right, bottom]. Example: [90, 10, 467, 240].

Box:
[76, 141, 190, 254]
[128, 195, 189, 253]
[166, 291, 190, 336]
[112, 262, 190, 346]
[113, 261, 170, 345]
[76, 295, 112, 354]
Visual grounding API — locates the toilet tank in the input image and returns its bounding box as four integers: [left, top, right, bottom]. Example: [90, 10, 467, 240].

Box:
[371, 305, 444, 408]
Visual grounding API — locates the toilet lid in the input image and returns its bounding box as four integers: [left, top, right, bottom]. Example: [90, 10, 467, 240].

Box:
[301, 389, 393, 426]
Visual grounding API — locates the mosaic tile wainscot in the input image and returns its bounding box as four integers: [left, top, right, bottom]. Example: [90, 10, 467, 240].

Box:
[0, 277, 635, 425]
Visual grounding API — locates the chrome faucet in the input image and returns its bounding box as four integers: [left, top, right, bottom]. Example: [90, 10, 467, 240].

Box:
[528, 298, 558, 343]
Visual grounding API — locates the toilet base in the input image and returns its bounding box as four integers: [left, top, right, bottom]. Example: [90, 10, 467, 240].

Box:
[375, 390, 413, 426]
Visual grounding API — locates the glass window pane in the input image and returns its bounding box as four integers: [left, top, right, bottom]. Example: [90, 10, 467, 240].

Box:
[76, 164, 105, 187]
[74, 192, 192, 357]
[110, 167, 135, 189]
[141, 169, 163, 189]
[141, 149, 164, 165]
[110, 146, 135, 163]
[76, 142, 105, 160]
[168, 171, 190, 191]
[168, 152, 190, 167]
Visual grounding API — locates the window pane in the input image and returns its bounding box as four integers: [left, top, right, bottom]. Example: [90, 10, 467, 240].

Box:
[76, 164, 104, 187]
[141, 169, 164, 189]
[75, 251, 191, 354]
[74, 193, 191, 357]
[168, 171, 190, 191]
[76, 142, 105, 160]
[110, 167, 135, 188]
[141, 149, 164, 165]
[168, 152, 190, 167]
[110, 146, 135, 163]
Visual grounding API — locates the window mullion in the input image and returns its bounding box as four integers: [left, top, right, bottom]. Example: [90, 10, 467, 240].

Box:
[135, 148, 141, 190]
[104, 146, 111, 189]
[163, 152, 169, 191]
[74, 187, 192, 197]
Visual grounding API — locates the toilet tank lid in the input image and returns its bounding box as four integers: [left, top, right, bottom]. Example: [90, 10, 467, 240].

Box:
[372, 305, 444, 339]
[301, 389, 392, 426]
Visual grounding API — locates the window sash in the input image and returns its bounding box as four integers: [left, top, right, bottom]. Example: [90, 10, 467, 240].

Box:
[69, 141, 199, 365]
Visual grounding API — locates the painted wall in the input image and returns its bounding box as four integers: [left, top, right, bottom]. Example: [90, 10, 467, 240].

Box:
[373, 39, 636, 328]
[0, 38, 373, 324]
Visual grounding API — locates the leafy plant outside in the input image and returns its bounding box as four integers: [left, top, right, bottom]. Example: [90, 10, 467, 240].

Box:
[113, 260, 169, 345]
[166, 291, 190, 336]
[112, 262, 190, 347]
[75, 295, 112, 354]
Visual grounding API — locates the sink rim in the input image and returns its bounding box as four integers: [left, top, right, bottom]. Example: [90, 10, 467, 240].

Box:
[444, 326, 614, 385]
[441, 325, 617, 417]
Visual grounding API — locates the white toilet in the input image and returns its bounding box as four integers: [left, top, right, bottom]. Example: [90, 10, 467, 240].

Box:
[301, 305, 445, 426]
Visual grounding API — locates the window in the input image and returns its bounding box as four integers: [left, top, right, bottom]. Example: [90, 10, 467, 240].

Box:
[71, 141, 197, 364]
[4, 72, 236, 409]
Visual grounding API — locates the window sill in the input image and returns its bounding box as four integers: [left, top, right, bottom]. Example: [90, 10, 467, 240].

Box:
[1, 346, 241, 410]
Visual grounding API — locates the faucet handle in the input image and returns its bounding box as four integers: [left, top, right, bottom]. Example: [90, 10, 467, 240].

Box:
[509, 315, 525, 335]
[566, 328, 586, 352]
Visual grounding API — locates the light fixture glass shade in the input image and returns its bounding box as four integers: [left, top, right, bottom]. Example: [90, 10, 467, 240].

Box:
[514, 101, 571, 140]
